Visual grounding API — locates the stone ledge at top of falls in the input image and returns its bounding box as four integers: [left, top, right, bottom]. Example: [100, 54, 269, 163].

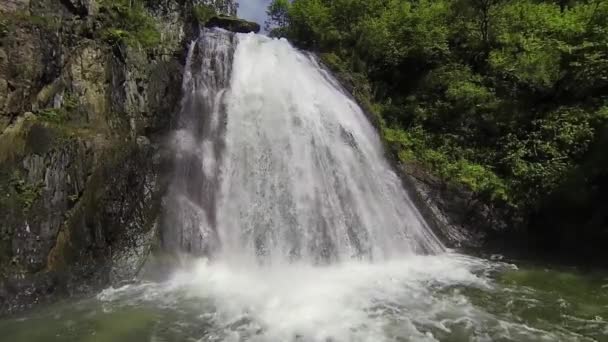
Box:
[204, 15, 261, 33]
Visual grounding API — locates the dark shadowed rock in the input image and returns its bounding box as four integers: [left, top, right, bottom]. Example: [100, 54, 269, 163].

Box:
[205, 15, 260, 33]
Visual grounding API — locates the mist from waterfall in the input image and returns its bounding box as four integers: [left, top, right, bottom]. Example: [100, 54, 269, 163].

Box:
[163, 28, 443, 264]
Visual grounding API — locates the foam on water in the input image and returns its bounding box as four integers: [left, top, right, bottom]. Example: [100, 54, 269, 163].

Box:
[96, 254, 601, 342]
[100, 254, 479, 340]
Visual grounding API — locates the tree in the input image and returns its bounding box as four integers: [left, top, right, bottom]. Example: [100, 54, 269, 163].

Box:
[272, 0, 608, 252]
[265, 0, 291, 37]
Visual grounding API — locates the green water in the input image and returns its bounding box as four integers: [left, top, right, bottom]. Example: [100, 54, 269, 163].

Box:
[0, 256, 606, 342]
[463, 262, 608, 341]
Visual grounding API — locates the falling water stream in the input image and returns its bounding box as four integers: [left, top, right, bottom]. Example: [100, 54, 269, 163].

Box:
[164, 29, 443, 263]
[0, 30, 606, 342]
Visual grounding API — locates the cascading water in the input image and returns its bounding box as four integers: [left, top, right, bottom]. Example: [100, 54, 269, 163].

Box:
[162, 29, 235, 256]
[164, 28, 443, 265]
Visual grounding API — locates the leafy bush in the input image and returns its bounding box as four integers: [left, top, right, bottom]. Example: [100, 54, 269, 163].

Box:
[9, 173, 43, 211]
[99, 0, 160, 48]
[36, 92, 79, 124]
[38, 108, 68, 124]
[383, 127, 509, 202]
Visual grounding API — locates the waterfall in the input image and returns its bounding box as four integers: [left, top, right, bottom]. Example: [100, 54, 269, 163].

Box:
[162, 29, 235, 256]
[163, 28, 444, 264]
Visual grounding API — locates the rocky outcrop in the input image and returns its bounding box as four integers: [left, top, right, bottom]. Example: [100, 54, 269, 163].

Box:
[0, 0, 236, 315]
[205, 15, 261, 33]
[399, 163, 513, 249]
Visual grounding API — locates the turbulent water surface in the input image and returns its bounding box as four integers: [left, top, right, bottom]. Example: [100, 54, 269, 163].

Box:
[1, 30, 606, 341]
[0, 256, 607, 341]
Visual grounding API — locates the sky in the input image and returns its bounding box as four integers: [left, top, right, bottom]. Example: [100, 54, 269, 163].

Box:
[237, 0, 272, 28]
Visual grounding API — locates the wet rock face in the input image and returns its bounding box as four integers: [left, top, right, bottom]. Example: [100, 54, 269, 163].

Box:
[0, 0, 30, 13]
[0, 0, 236, 315]
[60, 0, 96, 16]
[11, 125, 91, 273]
[398, 162, 515, 251]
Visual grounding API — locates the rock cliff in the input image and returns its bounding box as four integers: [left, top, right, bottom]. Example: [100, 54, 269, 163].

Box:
[0, 0, 239, 315]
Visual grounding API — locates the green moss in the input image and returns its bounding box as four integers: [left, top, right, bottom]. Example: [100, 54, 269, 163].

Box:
[193, 4, 217, 24]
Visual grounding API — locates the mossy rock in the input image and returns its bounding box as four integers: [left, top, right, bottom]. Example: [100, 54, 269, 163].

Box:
[205, 15, 260, 33]
[192, 4, 217, 25]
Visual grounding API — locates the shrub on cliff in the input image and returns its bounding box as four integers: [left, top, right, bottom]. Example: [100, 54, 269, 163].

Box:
[99, 0, 160, 48]
[193, 4, 217, 25]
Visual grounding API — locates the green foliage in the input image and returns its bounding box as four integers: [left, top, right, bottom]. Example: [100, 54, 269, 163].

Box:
[99, 0, 160, 49]
[0, 18, 8, 38]
[38, 108, 68, 124]
[0, 10, 61, 32]
[275, 0, 608, 233]
[287, 0, 336, 49]
[360, 0, 450, 66]
[384, 127, 509, 202]
[36, 92, 79, 124]
[266, 0, 291, 36]
[499, 106, 598, 207]
[193, 4, 217, 25]
[103, 28, 130, 46]
[9, 173, 43, 211]
[62, 92, 79, 113]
